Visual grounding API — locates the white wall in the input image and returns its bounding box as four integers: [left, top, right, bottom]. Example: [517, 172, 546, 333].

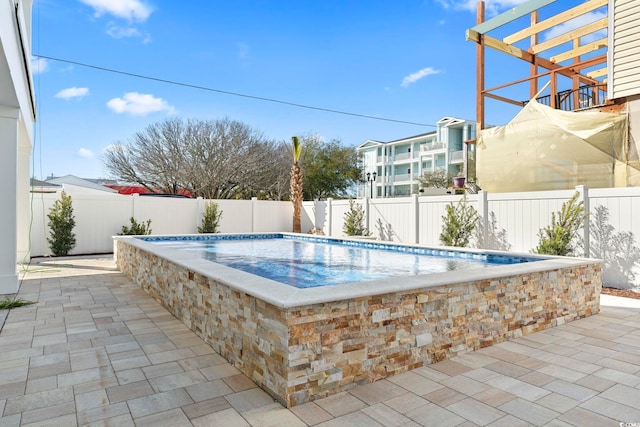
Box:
[1, 0, 35, 294]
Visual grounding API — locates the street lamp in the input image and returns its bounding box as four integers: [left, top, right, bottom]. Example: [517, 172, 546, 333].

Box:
[366, 171, 377, 198]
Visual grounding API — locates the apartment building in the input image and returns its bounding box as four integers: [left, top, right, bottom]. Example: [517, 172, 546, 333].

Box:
[357, 117, 476, 198]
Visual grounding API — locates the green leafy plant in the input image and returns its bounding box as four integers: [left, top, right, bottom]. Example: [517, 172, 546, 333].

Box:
[198, 202, 222, 233]
[440, 195, 478, 247]
[47, 191, 77, 256]
[119, 217, 152, 235]
[343, 198, 371, 236]
[0, 298, 34, 310]
[534, 192, 586, 256]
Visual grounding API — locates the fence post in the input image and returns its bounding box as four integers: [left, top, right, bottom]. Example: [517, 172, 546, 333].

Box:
[478, 190, 489, 247]
[576, 185, 590, 257]
[251, 197, 258, 232]
[365, 197, 371, 235]
[412, 194, 419, 244]
[327, 198, 333, 236]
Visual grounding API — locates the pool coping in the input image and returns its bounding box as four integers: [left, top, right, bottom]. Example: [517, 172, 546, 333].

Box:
[113, 233, 601, 309]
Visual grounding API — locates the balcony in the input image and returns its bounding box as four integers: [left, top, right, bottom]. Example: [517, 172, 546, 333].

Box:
[393, 173, 419, 182]
[420, 142, 445, 152]
[394, 152, 414, 161]
[529, 83, 607, 112]
[449, 150, 464, 163]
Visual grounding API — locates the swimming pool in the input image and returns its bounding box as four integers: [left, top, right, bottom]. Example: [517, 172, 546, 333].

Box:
[114, 233, 601, 407]
[141, 234, 538, 288]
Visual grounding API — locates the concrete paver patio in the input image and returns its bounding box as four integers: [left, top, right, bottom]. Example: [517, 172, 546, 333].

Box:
[1, 256, 639, 426]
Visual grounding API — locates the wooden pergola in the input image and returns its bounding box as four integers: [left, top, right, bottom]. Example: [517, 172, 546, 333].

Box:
[466, 0, 609, 132]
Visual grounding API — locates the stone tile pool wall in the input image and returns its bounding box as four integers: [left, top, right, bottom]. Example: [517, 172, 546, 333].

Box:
[115, 238, 601, 407]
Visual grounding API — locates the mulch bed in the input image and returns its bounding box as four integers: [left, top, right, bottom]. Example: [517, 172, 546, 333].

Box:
[601, 287, 640, 300]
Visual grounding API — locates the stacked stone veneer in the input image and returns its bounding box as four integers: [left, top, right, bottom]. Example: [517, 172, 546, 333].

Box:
[116, 240, 601, 407]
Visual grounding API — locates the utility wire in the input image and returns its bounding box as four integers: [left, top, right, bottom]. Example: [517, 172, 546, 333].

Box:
[35, 54, 436, 128]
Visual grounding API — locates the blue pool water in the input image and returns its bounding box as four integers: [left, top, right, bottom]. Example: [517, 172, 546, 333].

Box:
[140, 234, 537, 288]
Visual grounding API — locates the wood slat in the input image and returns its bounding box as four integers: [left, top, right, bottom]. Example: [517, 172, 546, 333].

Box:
[531, 17, 607, 54]
[503, 0, 608, 45]
[470, 29, 604, 84]
[586, 67, 607, 78]
[484, 92, 525, 107]
[550, 37, 607, 63]
[469, 0, 556, 35]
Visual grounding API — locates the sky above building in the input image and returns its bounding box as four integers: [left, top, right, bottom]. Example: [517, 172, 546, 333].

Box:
[31, 0, 603, 179]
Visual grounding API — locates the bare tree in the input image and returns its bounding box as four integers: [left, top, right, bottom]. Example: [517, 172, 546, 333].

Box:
[103, 117, 279, 199]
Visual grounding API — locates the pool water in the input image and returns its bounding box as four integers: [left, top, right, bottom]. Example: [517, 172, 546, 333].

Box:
[144, 235, 536, 288]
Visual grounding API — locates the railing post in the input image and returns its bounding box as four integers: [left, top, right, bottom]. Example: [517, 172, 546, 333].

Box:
[576, 185, 590, 257]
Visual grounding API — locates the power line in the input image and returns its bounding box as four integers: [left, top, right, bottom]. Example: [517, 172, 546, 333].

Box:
[35, 54, 436, 128]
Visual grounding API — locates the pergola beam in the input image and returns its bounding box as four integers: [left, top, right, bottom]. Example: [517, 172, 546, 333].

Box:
[587, 67, 607, 78]
[467, 29, 601, 85]
[550, 37, 607, 63]
[469, 0, 556, 35]
[503, 0, 608, 44]
[530, 17, 608, 54]
[484, 92, 525, 107]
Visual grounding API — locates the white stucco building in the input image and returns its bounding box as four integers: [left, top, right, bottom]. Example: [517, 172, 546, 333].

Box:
[357, 117, 476, 198]
[1, 0, 35, 293]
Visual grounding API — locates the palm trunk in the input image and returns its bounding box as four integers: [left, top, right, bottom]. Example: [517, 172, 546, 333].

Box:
[291, 162, 302, 233]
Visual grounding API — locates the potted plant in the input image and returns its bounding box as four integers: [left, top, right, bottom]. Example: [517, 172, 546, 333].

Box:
[453, 165, 466, 188]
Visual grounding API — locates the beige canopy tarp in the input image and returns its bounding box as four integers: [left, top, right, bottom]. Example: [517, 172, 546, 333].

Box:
[476, 99, 638, 192]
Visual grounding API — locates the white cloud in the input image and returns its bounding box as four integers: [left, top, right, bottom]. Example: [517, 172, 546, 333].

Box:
[77, 148, 95, 158]
[55, 87, 90, 100]
[79, 0, 153, 22]
[543, 11, 607, 43]
[401, 67, 441, 88]
[105, 22, 151, 42]
[436, 0, 527, 15]
[31, 57, 49, 74]
[106, 92, 176, 116]
[106, 23, 142, 38]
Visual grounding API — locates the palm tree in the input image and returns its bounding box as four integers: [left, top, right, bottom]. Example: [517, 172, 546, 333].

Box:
[290, 136, 303, 233]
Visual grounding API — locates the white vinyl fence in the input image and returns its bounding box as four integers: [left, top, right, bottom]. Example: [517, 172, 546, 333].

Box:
[29, 185, 640, 289]
[29, 192, 292, 257]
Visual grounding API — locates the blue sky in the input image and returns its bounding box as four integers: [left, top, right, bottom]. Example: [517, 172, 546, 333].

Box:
[31, 0, 603, 179]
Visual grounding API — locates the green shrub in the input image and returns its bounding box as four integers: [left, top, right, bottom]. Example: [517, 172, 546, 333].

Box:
[119, 217, 152, 235]
[343, 198, 371, 236]
[198, 202, 222, 233]
[534, 192, 586, 256]
[439, 195, 478, 247]
[47, 191, 77, 256]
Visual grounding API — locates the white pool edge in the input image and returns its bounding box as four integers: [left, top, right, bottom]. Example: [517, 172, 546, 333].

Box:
[113, 233, 601, 309]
